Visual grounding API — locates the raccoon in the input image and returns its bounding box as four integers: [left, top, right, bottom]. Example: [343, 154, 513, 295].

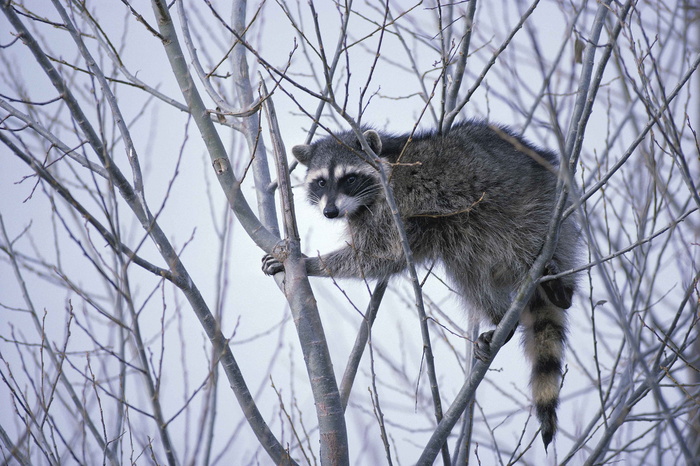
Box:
[262, 120, 580, 449]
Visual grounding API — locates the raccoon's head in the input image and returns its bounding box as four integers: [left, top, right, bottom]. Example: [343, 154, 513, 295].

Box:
[292, 129, 383, 219]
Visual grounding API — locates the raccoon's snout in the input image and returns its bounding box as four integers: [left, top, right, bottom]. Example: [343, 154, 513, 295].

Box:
[323, 204, 340, 218]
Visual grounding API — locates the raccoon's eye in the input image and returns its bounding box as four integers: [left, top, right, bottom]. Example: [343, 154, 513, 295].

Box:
[316, 179, 326, 187]
[346, 176, 357, 185]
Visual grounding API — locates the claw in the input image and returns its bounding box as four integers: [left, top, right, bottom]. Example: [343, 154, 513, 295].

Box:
[474, 330, 494, 362]
[474, 328, 516, 362]
[542, 261, 574, 309]
[262, 254, 285, 275]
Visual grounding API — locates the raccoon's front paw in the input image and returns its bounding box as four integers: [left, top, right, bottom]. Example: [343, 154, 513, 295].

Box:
[262, 254, 285, 275]
[474, 330, 494, 362]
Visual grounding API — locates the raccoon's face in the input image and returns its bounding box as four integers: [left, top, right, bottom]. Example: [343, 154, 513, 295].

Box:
[304, 164, 381, 218]
[292, 130, 384, 219]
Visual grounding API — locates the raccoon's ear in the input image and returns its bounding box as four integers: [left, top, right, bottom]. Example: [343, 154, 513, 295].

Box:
[292, 144, 313, 166]
[363, 130, 382, 155]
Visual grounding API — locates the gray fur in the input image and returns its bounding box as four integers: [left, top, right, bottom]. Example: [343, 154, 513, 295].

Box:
[263, 120, 580, 449]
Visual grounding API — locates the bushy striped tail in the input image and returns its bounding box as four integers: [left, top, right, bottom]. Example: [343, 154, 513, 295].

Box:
[521, 288, 568, 450]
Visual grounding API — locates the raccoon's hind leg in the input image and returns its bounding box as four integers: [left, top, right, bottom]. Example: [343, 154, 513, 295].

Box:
[520, 288, 568, 450]
[474, 327, 515, 362]
[541, 260, 575, 309]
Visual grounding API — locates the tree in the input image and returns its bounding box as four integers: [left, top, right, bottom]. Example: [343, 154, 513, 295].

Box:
[1, 0, 698, 464]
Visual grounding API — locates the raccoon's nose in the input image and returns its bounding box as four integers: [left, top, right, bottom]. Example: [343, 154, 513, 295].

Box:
[323, 205, 339, 218]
